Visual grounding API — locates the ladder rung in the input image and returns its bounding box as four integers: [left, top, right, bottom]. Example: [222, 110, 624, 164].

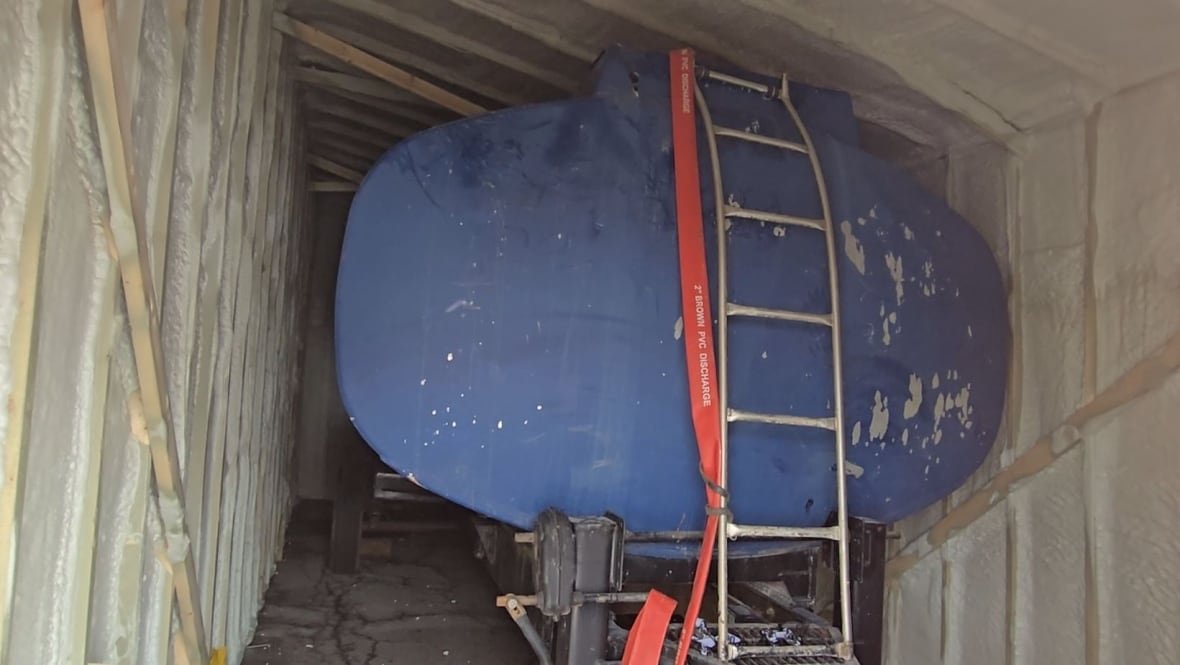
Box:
[727, 524, 842, 540]
[727, 409, 835, 431]
[701, 69, 771, 94]
[726, 302, 832, 327]
[713, 125, 808, 153]
[729, 644, 840, 659]
[723, 205, 824, 231]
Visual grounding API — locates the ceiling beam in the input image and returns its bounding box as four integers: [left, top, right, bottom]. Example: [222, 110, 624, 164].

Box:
[308, 154, 364, 183]
[310, 129, 388, 163]
[275, 13, 487, 116]
[306, 86, 451, 128]
[304, 93, 425, 137]
[308, 117, 402, 148]
[323, 0, 579, 92]
[446, 0, 599, 63]
[296, 67, 418, 103]
[319, 23, 530, 107]
[311, 180, 358, 193]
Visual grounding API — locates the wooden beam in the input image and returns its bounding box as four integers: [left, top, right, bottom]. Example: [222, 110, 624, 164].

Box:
[447, 0, 599, 63]
[274, 14, 486, 116]
[323, 0, 579, 92]
[310, 134, 383, 166]
[308, 117, 400, 149]
[295, 66, 418, 104]
[78, 1, 209, 663]
[317, 23, 528, 107]
[305, 95, 421, 139]
[308, 155, 364, 183]
[311, 181, 358, 193]
[305, 86, 449, 127]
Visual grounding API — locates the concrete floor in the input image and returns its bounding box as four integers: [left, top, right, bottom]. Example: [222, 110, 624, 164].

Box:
[243, 502, 532, 665]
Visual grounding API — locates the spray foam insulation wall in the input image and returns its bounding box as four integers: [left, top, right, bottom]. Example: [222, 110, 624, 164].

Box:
[0, 1, 309, 663]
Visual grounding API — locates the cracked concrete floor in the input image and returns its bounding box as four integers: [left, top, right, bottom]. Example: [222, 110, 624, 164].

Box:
[243, 502, 532, 665]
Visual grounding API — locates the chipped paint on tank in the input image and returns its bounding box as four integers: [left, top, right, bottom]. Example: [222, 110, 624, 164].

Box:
[904, 374, 923, 419]
[840, 220, 867, 274]
[869, 390, 890, 440]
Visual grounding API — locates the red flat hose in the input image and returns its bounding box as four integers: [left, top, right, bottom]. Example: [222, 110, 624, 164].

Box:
[622, 48, 723, 665]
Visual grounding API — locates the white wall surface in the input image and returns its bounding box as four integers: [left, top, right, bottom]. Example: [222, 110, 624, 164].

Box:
[0, 1, 310, 663]
[886, 73, 1180, 665]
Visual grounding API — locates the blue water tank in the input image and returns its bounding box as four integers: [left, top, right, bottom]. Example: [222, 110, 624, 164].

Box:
[335, 48, 1009, 543]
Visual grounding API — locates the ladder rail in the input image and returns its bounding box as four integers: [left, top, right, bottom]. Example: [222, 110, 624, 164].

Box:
[692, 69, 855, 661]
[692, 82, 734, 655]
[777, 74, 855, 658]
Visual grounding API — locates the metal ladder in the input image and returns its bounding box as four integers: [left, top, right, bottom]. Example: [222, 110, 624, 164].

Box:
[695, 69, 854, 662]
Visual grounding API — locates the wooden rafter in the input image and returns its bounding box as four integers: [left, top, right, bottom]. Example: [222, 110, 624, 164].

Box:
[447, 0, 599, 63]
[308, 154, 365, 183]
[306, 86, 449, 127]
[275, 14, 486, 116]
[316, 23, 529, 107]
[296, 66, 421, 104]
[304, 94, 422, 138]
[311, 181, 358, 193]
[323, 0, 579, 92]
[308, 117, 401, 149]
[310, 133, 383, 165]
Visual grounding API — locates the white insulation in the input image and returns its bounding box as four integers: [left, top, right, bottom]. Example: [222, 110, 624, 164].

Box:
[0, 0, 309, 663]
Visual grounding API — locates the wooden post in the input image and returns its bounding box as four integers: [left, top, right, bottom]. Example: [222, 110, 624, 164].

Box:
[78, 1, 209, 662]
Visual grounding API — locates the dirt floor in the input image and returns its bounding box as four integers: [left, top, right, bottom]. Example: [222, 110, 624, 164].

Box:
[243, 501, 532, 665]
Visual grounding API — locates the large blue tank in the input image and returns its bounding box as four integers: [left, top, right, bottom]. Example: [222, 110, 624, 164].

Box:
[335, 48, 1009, 543]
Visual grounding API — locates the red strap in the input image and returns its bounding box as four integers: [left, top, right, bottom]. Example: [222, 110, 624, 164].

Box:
[621, 590, 678, 665]
[621, 49, 722, 665]
[667, 47, 723, 665]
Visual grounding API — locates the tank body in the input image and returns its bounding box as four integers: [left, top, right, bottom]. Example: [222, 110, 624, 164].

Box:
[336, 48, 1009, 539]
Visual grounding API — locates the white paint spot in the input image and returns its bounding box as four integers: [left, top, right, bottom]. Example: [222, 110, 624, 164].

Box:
[451, 421, 457, 428]
[901, 429, 909, 446]
[931, 373, 940, 389]
[851, 421, 862, 445]
[882, 318, 892, 346]
[869, 205, 878, 219]
[727, 193, 740, 208]
[523, 419, 528, 425]
[446, 352, 454, 362]
[536, 404, 543, 411]
[557, 232, 563, 240]
[420, 378, 427, 386]
[845, 461, 865, 478]
[857, 216, 867, 226]
[869, 391, 889, 440]
[884, 252, 904, 304]
[772, 226, 786, 237]
[967, 325, 973, 338]
[761, 350, 768, 360]
[903, 225, 914, 240]
[674, 316, 684, 340]
[839, 221, 866, 274]
[903, 374, 923, 419]
[431, 409, 437, 416]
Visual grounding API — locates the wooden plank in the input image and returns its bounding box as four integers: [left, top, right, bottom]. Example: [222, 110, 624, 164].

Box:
[77, 1, 209, 663]
[309, 130, 386, 162]
[308, 155, 364, 183]
[317, 23, 527, 106]
[305, 87, 445, 129]
[310, 181, 358, 193]
[447, 0, 599, 62]
[295, 66, 419, 104]
[274, 14, 486, 116]
[308, 116, 403, 146]
[323, 0, 579, 92]
[306, 97, 417, 138]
